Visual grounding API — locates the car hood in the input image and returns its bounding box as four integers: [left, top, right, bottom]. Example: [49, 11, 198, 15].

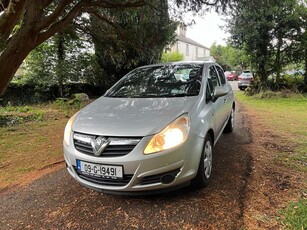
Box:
[72, 96, 198, 137]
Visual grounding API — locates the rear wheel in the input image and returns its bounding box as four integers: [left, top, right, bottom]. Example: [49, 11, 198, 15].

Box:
[224, 107, 234, 133]
[192, 134, 213, 188]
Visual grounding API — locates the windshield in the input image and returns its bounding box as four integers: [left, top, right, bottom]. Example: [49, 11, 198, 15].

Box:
[105, 64, 203, 98]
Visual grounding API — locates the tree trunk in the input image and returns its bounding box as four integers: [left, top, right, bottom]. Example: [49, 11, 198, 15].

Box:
[275, 36, 282, 89]
[56, 32, 65, 97]
[258, 56, 268, 90]
[304, 45, 307, 86]
[0, 33, 36, 96]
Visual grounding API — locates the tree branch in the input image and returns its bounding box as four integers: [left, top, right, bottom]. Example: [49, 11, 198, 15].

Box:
[37, 0, 85, 44]
[87, 0, 147, 9]
[0, 0, 26, 42]
[37, 0, 74, 31]
[89, 10, 145, 52]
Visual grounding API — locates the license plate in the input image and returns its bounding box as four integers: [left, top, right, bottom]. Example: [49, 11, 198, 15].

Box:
[77, 160, 123, 179]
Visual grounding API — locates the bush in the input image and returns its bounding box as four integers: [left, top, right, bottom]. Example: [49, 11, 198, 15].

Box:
[0, 112, 44, 127]
[268, 74, 305, 92]
[54, 97, 86, 116]
[0, 82, 105, 106]
[245, 73, 307, 96]
[161, 51, 184, 62]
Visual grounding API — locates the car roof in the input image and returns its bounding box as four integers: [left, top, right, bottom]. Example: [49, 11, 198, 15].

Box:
[137, 61, 216, 69]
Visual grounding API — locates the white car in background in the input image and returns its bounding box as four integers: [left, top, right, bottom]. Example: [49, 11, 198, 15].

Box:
[238, 70, 254, 90]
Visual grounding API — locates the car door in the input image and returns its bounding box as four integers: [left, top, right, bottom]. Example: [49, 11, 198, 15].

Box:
[207, 65, 225, 136]
[215, 65, 232, 125]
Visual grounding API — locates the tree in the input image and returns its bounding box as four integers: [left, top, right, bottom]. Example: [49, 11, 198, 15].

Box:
[0, 0, 233, 96]
[0, 0, 147, 96]
[228, 0, 275, 88]
[23, 25, 94, 95]
[91, 0, 176, 87]
[294, 1, 307, 85]
[227, 0, 307, 90]
[210, 43, 249, 71]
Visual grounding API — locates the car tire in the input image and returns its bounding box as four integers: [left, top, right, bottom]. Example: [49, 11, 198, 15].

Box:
[224, 107, 234, 133]
[192, 134, 213, 188]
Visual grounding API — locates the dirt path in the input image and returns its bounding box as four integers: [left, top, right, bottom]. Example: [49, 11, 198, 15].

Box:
[0, 103, 253, 229]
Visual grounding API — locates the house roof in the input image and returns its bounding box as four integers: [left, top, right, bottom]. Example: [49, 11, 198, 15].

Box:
[176, 35, 210, 50]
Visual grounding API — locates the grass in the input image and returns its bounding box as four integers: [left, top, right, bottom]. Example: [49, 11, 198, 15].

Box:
[0, 102, 83, 190]
[0, 104, 47, 128]
[235, 92, 307, 172]
[235, 91, 307, 229]
[280, 199, 307, 230]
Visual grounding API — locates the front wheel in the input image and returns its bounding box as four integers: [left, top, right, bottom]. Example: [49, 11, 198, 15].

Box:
[192, 134, 213, 188]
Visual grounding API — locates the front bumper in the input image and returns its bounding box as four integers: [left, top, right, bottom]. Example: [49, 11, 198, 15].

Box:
[64, 133, 204, 193]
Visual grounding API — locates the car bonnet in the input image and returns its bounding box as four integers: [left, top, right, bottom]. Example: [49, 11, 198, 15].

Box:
[72, 96, 198, 137]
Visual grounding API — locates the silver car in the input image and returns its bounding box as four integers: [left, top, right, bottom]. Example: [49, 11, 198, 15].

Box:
[63, 61, 235, 194]
[238, 70, 254, 90]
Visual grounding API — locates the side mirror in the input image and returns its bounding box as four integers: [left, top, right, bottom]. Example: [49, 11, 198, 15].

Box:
[213, 86, 228, 99]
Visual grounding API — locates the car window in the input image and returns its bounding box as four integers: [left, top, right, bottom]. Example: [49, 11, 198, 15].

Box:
[215, 65, 226, 85]
[105, 64, 203, 98]
[208, 66, 221, 93]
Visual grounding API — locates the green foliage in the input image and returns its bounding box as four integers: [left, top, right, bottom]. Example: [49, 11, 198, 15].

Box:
[228, 0, 307, 91]
[161, 51, 184, 62]
[210, 43, 250, 71]
[54, 98, 85, 116]
[280, 199, 307, 229]
[70, 93, 89, 102]
[246, 72, 306, 96]
[22, 27, 96, 96]
[0, 105, 44, 127]
[92, 0, 177, 88]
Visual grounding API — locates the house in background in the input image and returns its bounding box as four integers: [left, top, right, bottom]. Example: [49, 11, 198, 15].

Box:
[169, 26, 211, 61]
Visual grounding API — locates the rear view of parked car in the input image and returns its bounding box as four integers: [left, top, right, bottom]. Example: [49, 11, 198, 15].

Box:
[238, 70, 253, 90]
[63, 61, 235, 195]
[226, 71, 238, 81]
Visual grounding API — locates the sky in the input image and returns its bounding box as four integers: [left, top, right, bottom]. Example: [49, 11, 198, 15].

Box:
[185, 11, 230, 49]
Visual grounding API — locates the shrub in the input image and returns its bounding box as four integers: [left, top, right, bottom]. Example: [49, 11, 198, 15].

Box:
[161, 51, 184, 62]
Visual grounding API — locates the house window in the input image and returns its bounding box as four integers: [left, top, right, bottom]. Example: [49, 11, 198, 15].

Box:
[196, 47, 198, 58]
[186, 44, 189, 56]
[203, 49, 206, 57]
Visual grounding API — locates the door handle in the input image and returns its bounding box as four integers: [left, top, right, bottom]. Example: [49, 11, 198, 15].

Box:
[223, 98, 227, 103]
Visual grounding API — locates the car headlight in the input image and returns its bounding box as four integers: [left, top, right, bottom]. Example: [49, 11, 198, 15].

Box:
[63, 113, 78, 146]
[144, 114, 190, 154]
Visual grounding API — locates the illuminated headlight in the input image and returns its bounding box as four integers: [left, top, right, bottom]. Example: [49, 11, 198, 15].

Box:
[144, 114, 190, 154]
[63, 113, 78, 146]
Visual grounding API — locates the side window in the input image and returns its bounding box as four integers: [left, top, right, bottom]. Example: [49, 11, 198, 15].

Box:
[208, 66, 221, 93]
[216, 65, 226, 85]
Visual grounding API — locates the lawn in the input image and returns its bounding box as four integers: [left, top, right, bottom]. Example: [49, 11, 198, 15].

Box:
[235, 91, 307, 229]
[235, 92, 307, 172]
[0, 102, 83, 190]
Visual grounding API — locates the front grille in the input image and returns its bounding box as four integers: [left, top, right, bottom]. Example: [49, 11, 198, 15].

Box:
[73, 132, 141, 157]
[74, 166, 133, 186]
[140, 168, 181, 185]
